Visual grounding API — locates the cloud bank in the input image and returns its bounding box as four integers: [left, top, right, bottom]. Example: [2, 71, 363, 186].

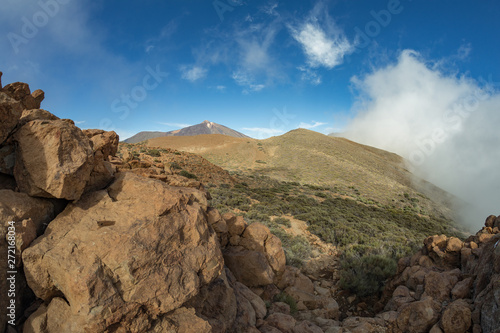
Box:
[343, 50, 500, 227]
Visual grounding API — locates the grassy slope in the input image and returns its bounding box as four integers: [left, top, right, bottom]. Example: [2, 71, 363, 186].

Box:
[148, 129, 457, 221]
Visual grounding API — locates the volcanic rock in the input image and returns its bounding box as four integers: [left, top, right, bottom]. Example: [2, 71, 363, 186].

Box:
[22, 172, 223, 332]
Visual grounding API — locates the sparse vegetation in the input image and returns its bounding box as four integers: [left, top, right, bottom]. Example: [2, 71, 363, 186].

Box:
[146, 149, 161, 157]
[208, 172, 462, 296]
[179, 170, 198, 180]
[274, 292, 298, 315]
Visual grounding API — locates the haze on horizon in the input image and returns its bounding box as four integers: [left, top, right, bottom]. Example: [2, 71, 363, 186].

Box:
[1, 0, 498, 227]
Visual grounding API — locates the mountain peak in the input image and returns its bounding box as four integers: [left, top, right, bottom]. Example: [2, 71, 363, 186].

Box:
[124, 120, 249, 143]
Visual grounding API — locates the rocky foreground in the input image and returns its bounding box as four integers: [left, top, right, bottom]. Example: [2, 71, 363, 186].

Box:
[0, 74, 499, 333]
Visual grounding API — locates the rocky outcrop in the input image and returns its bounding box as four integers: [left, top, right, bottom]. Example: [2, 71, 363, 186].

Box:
[13, 119, 95, 200]
[22, 172, 223, 332]
[382, 215, 500, 333]
[0, 77, 119, 201]
[0, 190, 59, 333]
[214, 215, 287, 287]
[0, 91, 23, 145]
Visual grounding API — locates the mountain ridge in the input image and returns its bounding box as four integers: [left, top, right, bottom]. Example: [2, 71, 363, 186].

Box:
[123, 120, 249, 143]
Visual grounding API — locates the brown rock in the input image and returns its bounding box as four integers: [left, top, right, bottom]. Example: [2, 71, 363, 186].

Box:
[13, 119, 94, 200]
[151, 307, 212, 333]
[240, 222, 270, 252]
[22, 303, 48, 333]
[265, 313, 296, 333]
[0, 92, 23, 144]
[494, 216, 500, 229]
[478, 232, 495, 243]
[224, 213, 247, 236]
[224, 247, 275, 286]
[423, 271, 458, 302]
[451, 277, 473, 300]
[82, 129, 119, 158]
[293, 321, 324, 333]
[0, 189, 58, 333]
[234, 282, 268, 320]
[185, 268, 237, 332]
[277, 266, 314, 293]
[446, 237, 463, 252]
[485, 215, 496, 228]
[259, 325, 283, 333]
[18, 109, 59, 127]
[0, 190, 57, 235]
[22, 172, 223, 332]
[441, 299, 471, 333]
[396, 298, 441, 333]
[265, 234, 287, 276]
[478, 277, 500, 333]
[2, 82, 44, 110]
[429, 323, 443, 333]
[269, 302, 291, 315]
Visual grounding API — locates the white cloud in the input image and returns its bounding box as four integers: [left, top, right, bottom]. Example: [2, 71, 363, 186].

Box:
[158, 122, 192, 128]
[291, 22, 354, 69]
[297, 66, 322, 85]
[343, 49, 500, 228]
[216, 85, 226, 92]
[299, 121, 327, 129]
[180, 65, 208, 82]
[232, 70, 266, 93]
[74, 120, 86, 125]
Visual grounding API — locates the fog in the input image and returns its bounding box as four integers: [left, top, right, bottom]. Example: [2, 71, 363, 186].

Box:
[343, 50, 500, 229]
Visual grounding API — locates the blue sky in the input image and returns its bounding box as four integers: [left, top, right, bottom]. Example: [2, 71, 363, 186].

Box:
[1, 0, 499, 140]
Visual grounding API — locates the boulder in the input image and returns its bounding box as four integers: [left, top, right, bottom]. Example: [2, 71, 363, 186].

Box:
[0, 92, 23, 144]
[151, 307, 212, 333]
[224, 246, 275, 286]
[265, 313, 296, 333]
[82, 129, 119, 192]
[451, 277, 473, 300]
[441, 299, 471, 333]
[233, 282, 268, 320]
[13, 119, 94, 200]
[23, 172, 223, 332]
[223, 213, 247, 236]
[423, 270, 459, 303]
[0, 190, 58, 235]
[18, 108, 59, 127]
[2, 82, 44, 110]
[292, 320, 324, 333]
[395, 298, 441, 333]
[185, 268, 237, 332]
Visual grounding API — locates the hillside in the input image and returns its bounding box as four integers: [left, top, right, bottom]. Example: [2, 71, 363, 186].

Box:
[124, 120, 249, 143]
[147, 128, 458, 222]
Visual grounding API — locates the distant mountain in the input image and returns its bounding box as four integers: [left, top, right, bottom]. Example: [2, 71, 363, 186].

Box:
[123, 120, 249, 143]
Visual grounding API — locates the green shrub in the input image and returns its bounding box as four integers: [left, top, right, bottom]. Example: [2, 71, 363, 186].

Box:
[146, 149, 161, 157]
[339, 254, 397, 297]
[179, 170, 198, 180]
[170, 162, 182, 170]
[274, 292, 297, 314]
[273, 217, 291, 228]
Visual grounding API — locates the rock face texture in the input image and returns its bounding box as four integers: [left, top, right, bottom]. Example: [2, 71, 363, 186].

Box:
[14, 119, 95, 200]
[22, 172, 223, 332]
[381, 216, 500, 333]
